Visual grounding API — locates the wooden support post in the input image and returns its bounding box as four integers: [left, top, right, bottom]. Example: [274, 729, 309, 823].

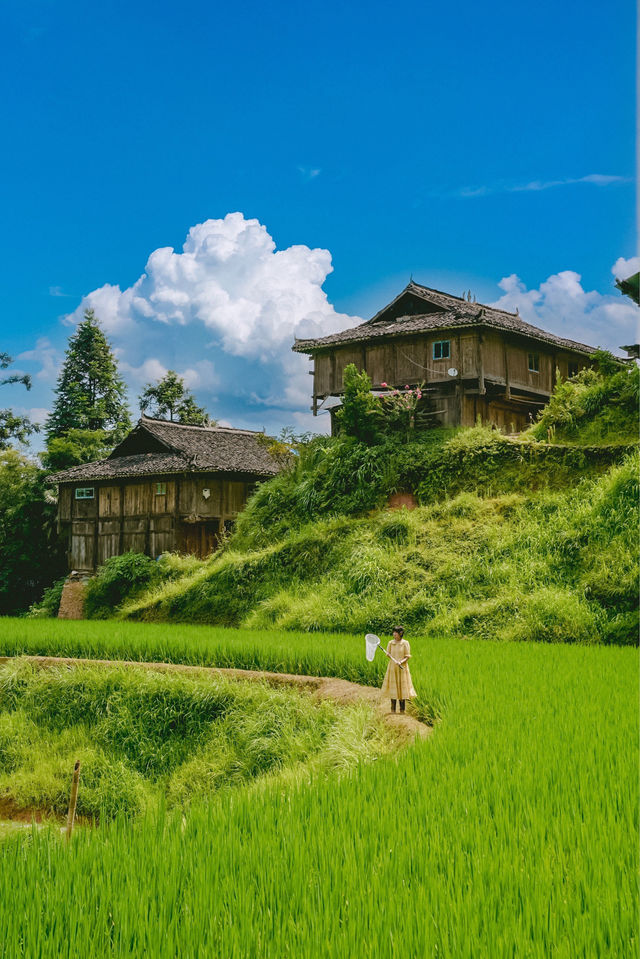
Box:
[66, 760, 81, 841]
[455, 383, 463, 426]
[503, 342, 511, 400]
[477, 335, 485, 395]
[174, 476, 181, 552]
[92, 487, 99, 572]
[118, 484, 124, 555]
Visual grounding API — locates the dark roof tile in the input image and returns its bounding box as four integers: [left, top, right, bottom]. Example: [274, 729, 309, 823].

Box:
[48, 418, 280, 484]
[292, 281, 598, 355]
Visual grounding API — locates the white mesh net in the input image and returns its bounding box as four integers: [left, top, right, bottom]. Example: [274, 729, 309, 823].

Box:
[365, 633, 380, 662]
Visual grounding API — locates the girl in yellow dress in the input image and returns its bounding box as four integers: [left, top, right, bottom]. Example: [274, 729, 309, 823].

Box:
[381, 626, 416, 713]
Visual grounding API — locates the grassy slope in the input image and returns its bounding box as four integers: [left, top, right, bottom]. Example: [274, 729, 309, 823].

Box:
[121, 449, 638, 644]
[0, 659, 391, 819]
[0, 621, 636, 957]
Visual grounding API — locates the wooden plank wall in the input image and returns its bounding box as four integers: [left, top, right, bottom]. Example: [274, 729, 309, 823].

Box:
[317, 336, 476, 394]
[312, 334, 592, 400]
[65, 474, 254, 570]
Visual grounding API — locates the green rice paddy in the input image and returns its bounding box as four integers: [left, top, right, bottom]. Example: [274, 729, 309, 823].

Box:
[0, 619, 637, 957]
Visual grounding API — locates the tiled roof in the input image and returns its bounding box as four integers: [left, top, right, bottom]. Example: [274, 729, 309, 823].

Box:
[48, 417, 280, 484]
[292, 281, 599, 355]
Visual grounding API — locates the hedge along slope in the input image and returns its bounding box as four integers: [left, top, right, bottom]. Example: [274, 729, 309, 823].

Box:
[229, 427, 634, 551]
[122, 450, 639, 644]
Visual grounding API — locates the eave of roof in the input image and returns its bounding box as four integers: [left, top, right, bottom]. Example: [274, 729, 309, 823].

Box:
[292, 281, 599, 356]
[48, 449, 279, 484]
[293, 309, 598, 356]
[47, 418, 281, 484]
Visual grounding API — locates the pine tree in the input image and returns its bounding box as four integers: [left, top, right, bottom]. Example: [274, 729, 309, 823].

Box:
[138, 370, 211, 425]
[45, 310, 131, 441]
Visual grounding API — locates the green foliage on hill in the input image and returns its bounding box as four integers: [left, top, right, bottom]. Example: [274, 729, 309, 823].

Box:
[231, 426, 631, 551]
[85, 552, 201, 619]
[526, 351, 639, 445]
[121, 451, 638, 644]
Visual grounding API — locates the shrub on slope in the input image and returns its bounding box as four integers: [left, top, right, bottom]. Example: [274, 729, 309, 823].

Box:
[526, 353, 639, 445]
[124, 453, 638, 644]
[232, 426, 630, 551]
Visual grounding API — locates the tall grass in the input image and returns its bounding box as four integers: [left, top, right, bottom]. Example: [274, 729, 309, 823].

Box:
[526, 359, 639, 445]
[115, 452, 638, 644]
[0, 624, 636, 957]
[0, 658, 390, 819]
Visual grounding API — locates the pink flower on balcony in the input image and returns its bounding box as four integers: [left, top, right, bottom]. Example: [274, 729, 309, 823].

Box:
[381, 381, 388, 388]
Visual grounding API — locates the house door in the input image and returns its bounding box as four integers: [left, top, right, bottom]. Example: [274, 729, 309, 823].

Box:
[181, 520, 220, 559]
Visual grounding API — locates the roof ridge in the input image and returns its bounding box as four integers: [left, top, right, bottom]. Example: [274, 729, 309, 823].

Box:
[139, 416, 264, 436]
[407, 281, 519, 318]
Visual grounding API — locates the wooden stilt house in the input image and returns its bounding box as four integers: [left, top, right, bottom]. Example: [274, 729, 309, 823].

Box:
[293, 281, 600, 432]
[48, 417, 279, 572]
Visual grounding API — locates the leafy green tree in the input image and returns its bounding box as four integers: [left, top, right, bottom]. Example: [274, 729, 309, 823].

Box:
[0, 449, 66, 614]
[45, 310, 131, 441]
[139, 370, 211, 424]
[0, 352, 38, 448]
[41, 428, 113, 472]
[334, 364, 382, 444]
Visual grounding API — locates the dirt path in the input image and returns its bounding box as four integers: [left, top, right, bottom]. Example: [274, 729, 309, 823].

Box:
[0, 654, 430, 742]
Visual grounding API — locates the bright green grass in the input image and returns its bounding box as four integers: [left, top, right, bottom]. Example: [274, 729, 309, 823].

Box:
[0, 659, 389, 820]
[0, 619, 637, 957]
[112, 452, 638, 644]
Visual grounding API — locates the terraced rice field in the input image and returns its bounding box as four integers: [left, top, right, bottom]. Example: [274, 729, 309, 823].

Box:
[0, 619, 637, 958]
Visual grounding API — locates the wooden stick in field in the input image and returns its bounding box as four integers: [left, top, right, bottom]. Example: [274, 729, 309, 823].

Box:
[65, 760, 81, 841]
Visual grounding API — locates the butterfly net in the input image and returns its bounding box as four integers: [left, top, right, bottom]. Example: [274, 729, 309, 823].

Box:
[365, 633, 380, 662]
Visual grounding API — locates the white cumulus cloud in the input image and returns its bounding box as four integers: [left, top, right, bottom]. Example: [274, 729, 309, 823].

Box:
[65, 214, 358, 430]
[611, 256, 640, 279]
[70, 214, 355, 358]
[490, 266, 639, 351]
[16, 337, 62, 382]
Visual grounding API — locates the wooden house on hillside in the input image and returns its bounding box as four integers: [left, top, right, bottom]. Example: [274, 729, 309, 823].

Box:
[293, 282, 600, 432]
[48, 416, 280, 571]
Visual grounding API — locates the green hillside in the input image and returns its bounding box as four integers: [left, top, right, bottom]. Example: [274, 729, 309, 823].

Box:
[88, 360, 638, 645]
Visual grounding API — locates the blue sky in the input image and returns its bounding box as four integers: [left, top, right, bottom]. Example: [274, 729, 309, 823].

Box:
[2, 0, 637, 443]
